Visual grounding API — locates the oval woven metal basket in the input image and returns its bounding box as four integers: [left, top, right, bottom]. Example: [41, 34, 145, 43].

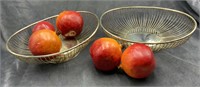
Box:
[100, 6, 197, 51]
[6, 11, 99, 64]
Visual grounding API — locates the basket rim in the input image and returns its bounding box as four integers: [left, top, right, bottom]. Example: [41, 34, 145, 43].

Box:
[100, 6, 197, 44]
[6, 11, 99, 58]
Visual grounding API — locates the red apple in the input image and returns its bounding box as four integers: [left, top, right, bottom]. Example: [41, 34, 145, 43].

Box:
[121, 43, 156, 79]
[90, 38, 122, 72]
[32, 21, 55, 33]
[56, 10, 83, 38]
[29, 29, 62, 55]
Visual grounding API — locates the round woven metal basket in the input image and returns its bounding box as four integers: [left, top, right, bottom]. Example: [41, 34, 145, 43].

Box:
[6, 11, 99, 64]
[100, 6, 197, 51]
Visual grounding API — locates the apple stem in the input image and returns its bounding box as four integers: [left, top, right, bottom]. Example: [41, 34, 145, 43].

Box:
[118, 64, 123, 70]
[56, 30, 61, 35]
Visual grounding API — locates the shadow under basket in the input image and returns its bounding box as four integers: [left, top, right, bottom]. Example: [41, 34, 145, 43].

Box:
[6, 11, 99, 64]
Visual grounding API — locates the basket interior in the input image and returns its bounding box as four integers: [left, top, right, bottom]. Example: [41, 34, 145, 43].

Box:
[101, 7, 196, 43]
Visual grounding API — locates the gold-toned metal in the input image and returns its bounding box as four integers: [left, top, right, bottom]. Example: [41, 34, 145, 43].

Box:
[6, 11, 99, 64]
[100, 6, 197, 51]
